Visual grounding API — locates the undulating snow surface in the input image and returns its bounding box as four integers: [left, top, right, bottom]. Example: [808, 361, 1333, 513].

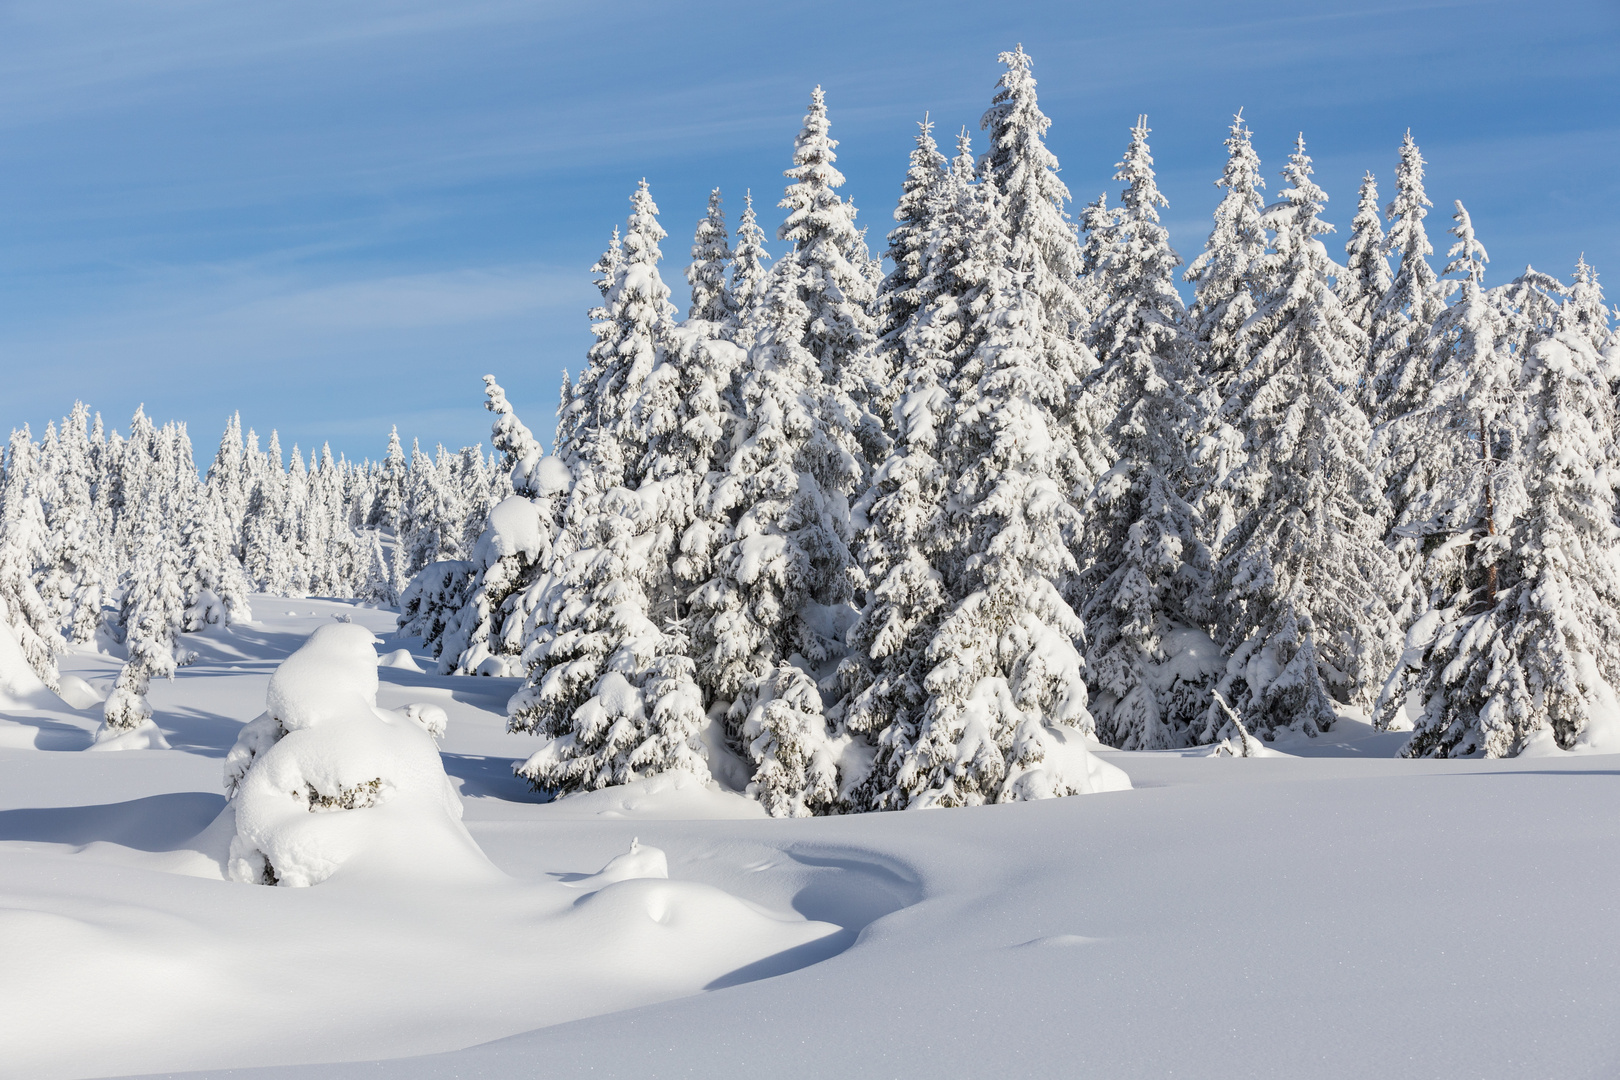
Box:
[0, 599, 1616, 1080]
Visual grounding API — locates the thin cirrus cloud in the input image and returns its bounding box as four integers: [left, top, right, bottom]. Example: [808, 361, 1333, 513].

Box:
[0, 0, 1615, 464]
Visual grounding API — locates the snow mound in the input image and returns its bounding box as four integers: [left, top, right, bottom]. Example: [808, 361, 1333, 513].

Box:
[88, 720, 171, 751]
[543, 769, 768, 821]
[221, 623, 496, 887]
[378, 648, 423, 672]
[54, 674, 104, 710]
[1038, 726, 1134, 794]
[564, 838, 669, 889]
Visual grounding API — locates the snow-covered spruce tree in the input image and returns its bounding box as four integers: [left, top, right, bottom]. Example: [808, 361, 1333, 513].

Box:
[106, 406, 157, 575]
[438, 376, 570, 676]
[555, 182, 675, 495]
[179, 485, 252, 630]
[874, 117, 949, 389]
[206, 413, 249, 554]
[1565, 256, 1613, 359]
[1376, 201, 1501, 631]
[1372, 133, 1451, 604]
[1399, 318, 1620, 757]
[297, 446, 341, 596]
[32, 422, 66, 620]
[841, 129, 985, 810]
[1075, 191, 1116, 337]
[1376, 201, 1517, 732]
[1080, 119, 1219, 750]
[1337, 172, 1393, 414]
[1210, 136, 1399, 738]
[1371, 131, 1447, 425]
[508, 485, 709, 794]
[1490, 265, 1566, 363]
[0, 428, 63, 688]
[688, 255, 862, 815]
[1183, 111, 1268, 418]
[243, 431, 295, 595]
[776, 85, 886, 458]
[357, 529, 395, 604]
[686, 188, 735, 325]
[877, 182, 1104, 807]
[551, 230, 620, 472]
[510, 182, 712, 793]
[632, 278, 745, 603]
[39, 403, 105, 644]
[368, 427, 407, 531]
[279, 444, 311, 596]
[979, 44, 1103, 502]
[729, 191, 771, 340]
[1179, 114, 1265, 542]
[99, 506, 185, 743]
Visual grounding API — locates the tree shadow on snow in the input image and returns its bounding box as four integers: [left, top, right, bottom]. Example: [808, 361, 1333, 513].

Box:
[157, 705, 251, 758]
[376, 666, 523, 712]
[0, 791, 224, 852]
[0, 714, 93, 750]
[441, 753, 550, 803]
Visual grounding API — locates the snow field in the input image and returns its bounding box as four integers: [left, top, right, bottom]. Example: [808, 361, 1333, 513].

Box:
[0, 603, 843, 1079]
[0, 601, 1616, 1079]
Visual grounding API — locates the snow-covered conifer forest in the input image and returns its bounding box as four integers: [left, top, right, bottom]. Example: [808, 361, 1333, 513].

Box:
[3, 44, 1619, 1080]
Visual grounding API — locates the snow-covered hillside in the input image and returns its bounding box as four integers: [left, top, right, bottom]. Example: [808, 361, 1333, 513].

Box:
[1, 599, 1615, 1080]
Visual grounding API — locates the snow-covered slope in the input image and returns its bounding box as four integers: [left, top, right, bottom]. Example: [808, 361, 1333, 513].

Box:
[0, 600, 1616, 1080]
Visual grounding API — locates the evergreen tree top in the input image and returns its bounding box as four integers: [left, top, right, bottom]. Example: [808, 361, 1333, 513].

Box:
[779, 86, 860, 251]
[1379, 130, 1442, 325]
[1343, 171, 1391, 292]
[1269, 135, 1335, 255]
[733, 191, 771, 272]
[1185, 110, 1266, 288]
[687, 188, 735, 323]
[623, 179, 667, 266]
[979, 44, 1072, 223]
[1443, 200, 1489, 286]
[1385, 130, 1435, 254]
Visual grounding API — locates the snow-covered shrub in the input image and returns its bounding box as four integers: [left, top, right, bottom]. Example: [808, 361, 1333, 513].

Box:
[222, 623, 491, 886]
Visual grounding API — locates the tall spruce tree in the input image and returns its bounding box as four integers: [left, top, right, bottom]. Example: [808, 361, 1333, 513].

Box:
[100, 505, 184, 742]
[0, 428, 63, 688]
[874, 117, 949, 393]
[1080, 119, 1218, 750]
[687, 251, 860, 814]
[1184, 111, 1268, 414]
[884, 182, 1098, 806]
[40, 403, 105, 644]
[842, 130, 986, 809]
[510, 182, 710, 795]
[979, 45, 1101, 496]
[557, 182, 675, 495]
[776, 85, 886, 461]
[1211, 136, 1398, 738]
[1377, 201, 1516, 733]
[1371, 131, 1446, 424]
[1400, 318, 1620, 757]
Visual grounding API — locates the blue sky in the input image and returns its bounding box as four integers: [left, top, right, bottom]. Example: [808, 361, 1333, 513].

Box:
[1, 0, 1615, 463]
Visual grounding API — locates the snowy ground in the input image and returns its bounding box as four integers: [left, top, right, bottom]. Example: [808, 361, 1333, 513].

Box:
[1, 599, 1617, 1080]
